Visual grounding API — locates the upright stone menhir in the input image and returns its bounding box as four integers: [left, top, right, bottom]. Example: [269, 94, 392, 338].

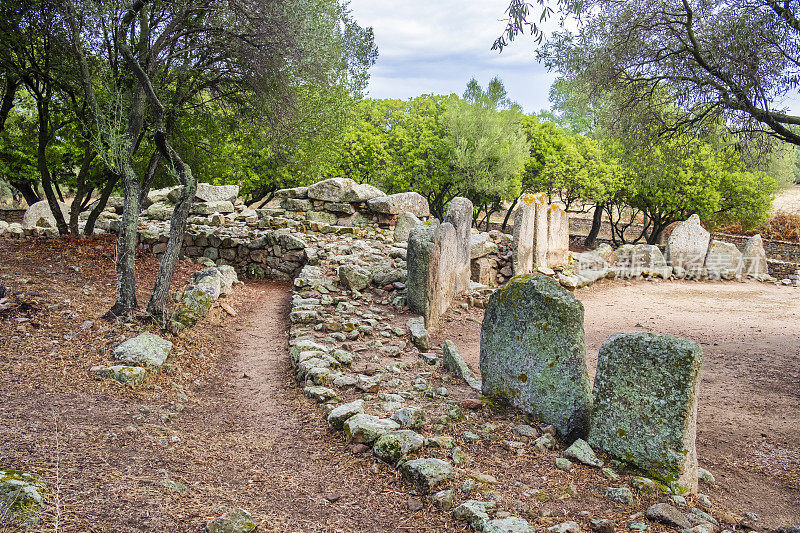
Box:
[742, 234, 769, 278]
[407, 221, 458, 328]
[480, 274, 592, 442]
[512, 196, 537, 275]
[705, 240, 742, 280]
[665, 214, 710, 277]
[445, 197, 474, 294]
[588, 333, 703, 494]
[546, 204, 569, 267]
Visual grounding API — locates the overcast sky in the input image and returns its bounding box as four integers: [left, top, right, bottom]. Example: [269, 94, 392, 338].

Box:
[347, 0, 556, 114]
[347, 1, 800, 116]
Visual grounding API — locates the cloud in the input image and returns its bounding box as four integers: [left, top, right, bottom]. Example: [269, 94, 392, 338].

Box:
[348, 0, 555, 113]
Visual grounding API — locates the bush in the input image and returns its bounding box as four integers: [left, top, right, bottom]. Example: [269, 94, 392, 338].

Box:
[719, 212, 800, 242]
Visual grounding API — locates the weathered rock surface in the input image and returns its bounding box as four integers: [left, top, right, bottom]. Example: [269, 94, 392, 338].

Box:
[665, 214, 710, 274]
[407, 221, 457, 328]
[92, 364, 146, 386]
[373, 430, 425, 463]
[344, 414, 399, 444]
[195, 183, 239, 203]
[546, 204, 569, 267]
[206, 508, 257, 533]
[327, 399, 364, 430]
[191, 200, 235, 215]
[485, 516, 533, 533]
[480, 274, 592, 442]
[589, 333, 703, 493]
[615, 244, 672, 279]
[563, 438, 603, 467]
[22, 199, 70, 229]
[400, 458, 454, 494]
[742, 234, 768, 277]
[445, 197, 473, 294]
[368, 192, 430, 217]
[113, 332, 173, 367]
[407, 317, 430, 351]
[646, 503, 692, 529]
[443, 340, 481, 390]
[394, 211, 421, 242]
[705, 240, 743, 280]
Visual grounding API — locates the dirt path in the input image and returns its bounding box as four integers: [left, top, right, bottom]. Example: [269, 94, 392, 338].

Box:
[173, 280, 458, 532]
[444, 280, 800, 528]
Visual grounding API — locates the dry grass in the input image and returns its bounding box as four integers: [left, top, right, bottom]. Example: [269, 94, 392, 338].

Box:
[720, 211, 800, 242]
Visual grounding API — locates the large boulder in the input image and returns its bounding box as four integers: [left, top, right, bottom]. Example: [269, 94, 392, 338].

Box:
[444, 197, 474, 294]
[113, 332, 173, 367]
[191, 200, 235, 215]
[665, 214, 710, 275]
[588, 333, 703, 494]
[343, 182, 385, 202]
[307, 177, 357, 202]
[705, 240, 742, 280]
[742, 234, 769, 277]
[195, 183, 239, 203]
[367, 192, 430, 217]
[480, 274, 592, 442]
[22, 199, 70, 229]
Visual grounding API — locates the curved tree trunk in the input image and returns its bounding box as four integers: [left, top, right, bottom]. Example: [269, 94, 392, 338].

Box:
[84, 172, 118, 236]
[584, 203, 604, 249]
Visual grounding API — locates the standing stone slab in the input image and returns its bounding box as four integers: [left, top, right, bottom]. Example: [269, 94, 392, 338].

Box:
[546, 204, 569, 267]
[407, 220, 458, 329]
[445, 197, 474, 294]
[665, 214, 710, 276]
[742, 234, 768, 278]
[480, 274, 592, 442]
[588, 333, 703, 493]
[532, 197, 550, 268]
[705, 240, 742, 280]
[512, 195, 537, 275]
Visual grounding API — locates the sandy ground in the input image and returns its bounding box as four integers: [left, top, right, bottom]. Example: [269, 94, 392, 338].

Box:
[446, 280, 800, 527]
[774, 185, 800, 214]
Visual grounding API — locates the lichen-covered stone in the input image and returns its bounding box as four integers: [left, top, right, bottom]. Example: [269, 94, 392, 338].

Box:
[485, 516, 533, 533]
[92, 364, 146, 386]
[391, 407, 426, 429]
[400, 458, 454, 494]
[337, 264, 371, 291]
[563, 438, 603, 467]
[480, 274, 592, 442]
[206, 508, 257, 533]
[303, 386, 338, 403]
[646, 503, 692, 529]
[327, 399, 364, 430]
[603, 486, 634, 506]
[443, 340, 481, 390]
[373, 430, 424, 463]
[444, 197, 473, 294]
[452, 500, 491, 529]
[407, 317, 430, 351]
[588, 333, 703, 493]
[113, 332, 173, 367]
[344, 414, 399, 444]
[407, 220, 458, 328]
[0, 468, 46, 525]
[22, 199, 69, 229]
[190, 200, 234, 215]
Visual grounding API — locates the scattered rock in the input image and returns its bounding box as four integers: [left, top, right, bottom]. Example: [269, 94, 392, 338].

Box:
[303, 386, 338, 403]
[343, 414, 399, 444]
[373, 430, 425, 463]
[400, 458, 454, 494]
[486, 516, 534, 533]
[555, 458, 573, 471]
[603, 486, 634, 506]
[646, 503, 692, 529]
[327, 399, 364, 430]
[206, 508, 256, 533]
[407, 317, 430, 351]
[548, 522, 581, 533]
[452, 500, 490, 530]
[92, 364, 146, 386]
[431, 489, 454, 510]
[563, 438, 603, 467]
[113, 332, 173, 367]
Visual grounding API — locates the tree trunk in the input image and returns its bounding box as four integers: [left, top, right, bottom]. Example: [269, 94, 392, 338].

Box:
[584, 203, 604, 249]
[138, 149, 160, 206]
[9, 180, 40, 206]
[36, 99, 69, 235]
[84, 171, 118, 235]
[0, 76, 19, 133]
[501, 195, 519, 232]
[109, 160, 141, 316]
[146, 142, 195, 325]
[69, 141, 95, 236]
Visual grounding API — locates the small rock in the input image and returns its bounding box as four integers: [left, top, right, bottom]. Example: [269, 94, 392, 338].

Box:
[373, 430, 424, 463]
[697, 467, 715, 485]
[590, 519, 616, 533]
[486, 516, 533, 533]
[646, 503, 692, 529]
[697, 493, 712, 508]
[407, 497, 424, 511]
[548, 522, 580, 533]
[603, 486, 634, 506]
[512, 424, 539, 441]
[563, 438, 603, 467]
[327, 399, 364, 430]
[206, 508, 257, 533]
[344, 414, 399, 444]
[555, 457, 573, 471]
[303, 386, 338, 403]
[407, 316, 430, 351]
[431, 489, 454, 510]
[452, 500, 490, 530]
[113, 332, 173, 367]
